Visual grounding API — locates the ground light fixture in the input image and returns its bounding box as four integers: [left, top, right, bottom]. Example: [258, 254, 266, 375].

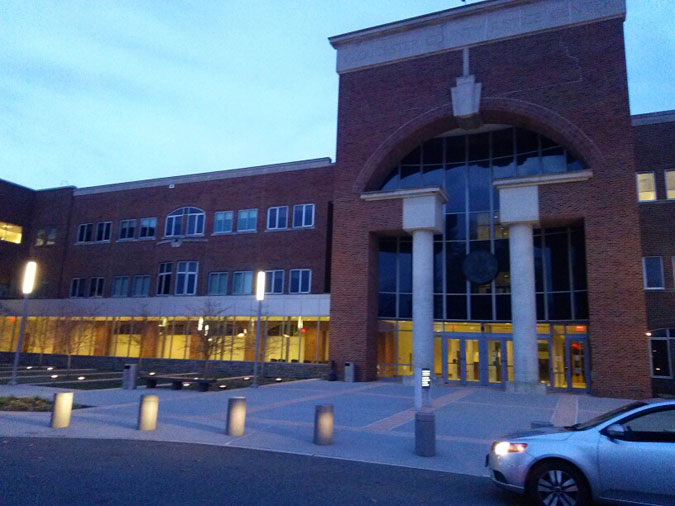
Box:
[252, 271, 265, 388]
[9, 261, 37, 386]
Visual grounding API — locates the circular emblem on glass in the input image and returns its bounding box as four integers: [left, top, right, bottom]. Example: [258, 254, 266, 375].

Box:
[462, 250, 498, 284]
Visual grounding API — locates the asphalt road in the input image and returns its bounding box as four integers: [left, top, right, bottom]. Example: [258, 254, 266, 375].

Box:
[0, 438, 526, 506]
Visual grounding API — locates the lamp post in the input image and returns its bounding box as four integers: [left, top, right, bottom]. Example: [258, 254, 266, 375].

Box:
[9, 261, 37, 386]
[251, 271, 266, 388]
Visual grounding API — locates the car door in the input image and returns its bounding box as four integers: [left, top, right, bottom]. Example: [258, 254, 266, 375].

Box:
[597, 406, 675, 504]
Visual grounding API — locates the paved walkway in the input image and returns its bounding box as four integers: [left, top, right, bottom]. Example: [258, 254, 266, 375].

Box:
[0, 380, 632, 477]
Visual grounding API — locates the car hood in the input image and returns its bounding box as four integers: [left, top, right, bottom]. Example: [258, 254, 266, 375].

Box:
[500, 427, 573, 441]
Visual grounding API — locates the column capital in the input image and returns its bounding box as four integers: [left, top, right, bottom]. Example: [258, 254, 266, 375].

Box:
[361, 187, 448, 233]
[497, 185, 539, 226]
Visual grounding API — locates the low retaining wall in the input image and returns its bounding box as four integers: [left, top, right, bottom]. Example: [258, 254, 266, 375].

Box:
[0, 352, 329, 379]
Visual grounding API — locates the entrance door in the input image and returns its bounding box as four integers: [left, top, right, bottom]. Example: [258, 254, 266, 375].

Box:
[487, 340, 503, 384]
[568, 340, 587, 390]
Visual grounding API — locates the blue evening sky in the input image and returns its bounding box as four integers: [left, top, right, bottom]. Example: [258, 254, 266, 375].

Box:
[1, 0, 673, 190]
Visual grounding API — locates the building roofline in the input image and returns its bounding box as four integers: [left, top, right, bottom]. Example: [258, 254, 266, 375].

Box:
[73, 157, 333, 196]
[631, 110, 675, 126]
[329, 0, 626, 74]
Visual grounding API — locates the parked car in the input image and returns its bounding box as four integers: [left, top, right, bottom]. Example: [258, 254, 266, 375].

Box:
[486, 399, 675, 505]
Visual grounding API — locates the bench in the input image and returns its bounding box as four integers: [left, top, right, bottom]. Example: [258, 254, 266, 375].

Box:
[142, 374, 251, 391]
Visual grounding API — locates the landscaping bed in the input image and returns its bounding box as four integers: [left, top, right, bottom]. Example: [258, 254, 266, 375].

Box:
[0, 396, 85, 412]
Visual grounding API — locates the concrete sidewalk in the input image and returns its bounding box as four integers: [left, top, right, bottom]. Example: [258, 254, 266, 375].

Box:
[0, 380, 632, 477]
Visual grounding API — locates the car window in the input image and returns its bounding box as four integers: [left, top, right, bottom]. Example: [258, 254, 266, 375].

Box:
[620, 407, 675, 442]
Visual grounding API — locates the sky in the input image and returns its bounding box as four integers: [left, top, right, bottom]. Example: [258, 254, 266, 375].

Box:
[1, 0, 673, 190]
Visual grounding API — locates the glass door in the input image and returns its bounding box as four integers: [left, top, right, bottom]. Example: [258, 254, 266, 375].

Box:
[442, 338, 461, 382]
[464, 339, 480, 383]
[487, 340, 502, 384]
[568, 340, 587, 390]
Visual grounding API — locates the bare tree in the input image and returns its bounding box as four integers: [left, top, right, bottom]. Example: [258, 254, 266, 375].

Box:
[126, 304, 155, 371]
[189, 299, 232, 378]
[52, 302, 103, 373]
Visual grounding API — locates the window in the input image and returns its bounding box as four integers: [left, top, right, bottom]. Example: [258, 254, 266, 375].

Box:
[636, 173, 657, 202]
[650, 339, 672, 378]
[77, 223, 93, 243]
[157, 263, 172, 295]
[232, 271, 253, 294]
[265, 270, 284, 294]
[237, 209, 257, 232]
[208, 272, 228, 295]
[69, 278, 85, 298]
[119, 219, 136, 240]
[289, 269, 311, 293]
[89, 277, 104, 297]
[643, 257, 664, 289]
[96, 222, 112, 242]
[165, 207, 205, 237]
[139, 217, 156, 238]
[131, 275, 150, 297]
[267, 206, 288, 230]
[214, 211, 233, 234]
[619, 407, 675, 442]
[666, 170, 675, 200]
[293, 204, 315, 228]
[111, 276, 129, 297]
[175, 261, 198, 295]
[0, 221, 22, 244]
[35, 227, 56, 247]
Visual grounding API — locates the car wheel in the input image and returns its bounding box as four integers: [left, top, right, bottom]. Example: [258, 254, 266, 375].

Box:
[526, 460, 590, 506]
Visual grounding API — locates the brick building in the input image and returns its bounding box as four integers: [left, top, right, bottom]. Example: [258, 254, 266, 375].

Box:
[0, 0, 673, 397]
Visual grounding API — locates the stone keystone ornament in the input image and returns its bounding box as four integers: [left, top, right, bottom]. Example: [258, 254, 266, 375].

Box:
[462, 250, 498, 284]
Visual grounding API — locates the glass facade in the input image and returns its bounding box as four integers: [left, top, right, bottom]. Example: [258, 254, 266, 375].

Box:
[376, 126, 590, 389]
[0, 315, 329, 364]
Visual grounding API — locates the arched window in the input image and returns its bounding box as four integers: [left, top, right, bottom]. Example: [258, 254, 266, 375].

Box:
[165, 207, 205, 237]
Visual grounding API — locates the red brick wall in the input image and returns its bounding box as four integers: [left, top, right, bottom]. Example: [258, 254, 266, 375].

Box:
[330, 19, 652, 397]
[0, 180, 35, 297]
[634, 120, 675, 330]
[57, 165, 334, 298]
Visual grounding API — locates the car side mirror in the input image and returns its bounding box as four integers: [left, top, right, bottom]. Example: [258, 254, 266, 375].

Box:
[604, 423, 626, 439]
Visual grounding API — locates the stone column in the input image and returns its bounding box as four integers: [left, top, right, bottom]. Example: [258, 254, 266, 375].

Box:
[508, 222, 540, 391]
[496, 184, 545, 393]
[412, 228, 434, 409]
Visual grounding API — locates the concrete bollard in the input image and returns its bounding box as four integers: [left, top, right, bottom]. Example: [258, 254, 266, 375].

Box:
[50, 392, 74, 429]
[137, 394, 159, 431]
[313, 404, 334, 445]
[226, 397, 246, 436]
[414, 410, 436, 457]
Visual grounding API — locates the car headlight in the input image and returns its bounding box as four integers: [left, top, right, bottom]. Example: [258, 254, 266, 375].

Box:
[493, 442, 528, 456]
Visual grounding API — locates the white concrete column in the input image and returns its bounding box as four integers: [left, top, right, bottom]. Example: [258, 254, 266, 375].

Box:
[412, 229, 434, 410]
[508, 222, 540, 391]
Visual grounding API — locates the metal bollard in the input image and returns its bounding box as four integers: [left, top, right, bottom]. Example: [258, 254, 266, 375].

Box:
[313, 405, 334, 445]
[226, 397, 246, 436]
[50, 392, 74, 429]
[414, 410, 436, 457]
[137, 394, 159, 431]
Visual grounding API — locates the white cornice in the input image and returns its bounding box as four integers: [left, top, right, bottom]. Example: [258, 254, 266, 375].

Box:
[493, 169, 592, 189]
[631, 110, 675, 126]
[330, 0, 626, 74]
[361, 186, 449, 203]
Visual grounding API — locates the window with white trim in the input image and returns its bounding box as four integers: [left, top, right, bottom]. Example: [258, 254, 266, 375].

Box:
[111, 276, 129, 297]
[132, 275, 150, 297]
[214, 211, 233, 234]
[208, 272, 228, 295]
[95, 222, 111, 242]
[165, 207, 205, 237]
[289, 269, 311, 293]
[119, 219, 136, 240]
[77, 223, 93, 243]
[643, 257, 664, 289]
[265, 270, 284, 294]
[139, 217, 156, 238]
[232, 271, 253, 294]
[237, 209, 257, 232]
[175, 261, 198, 295]
[70, 278, 85, 298]
[666, 170, 675, 200]
[157, 263, 172, 295]
[89, 277, 104, 297]
[636, 173, 657, 202]
[267, 206, 288, 230]
[293, 204, 314, 228]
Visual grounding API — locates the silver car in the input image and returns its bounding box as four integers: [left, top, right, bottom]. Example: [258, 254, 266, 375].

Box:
[487, 399, 675, 505]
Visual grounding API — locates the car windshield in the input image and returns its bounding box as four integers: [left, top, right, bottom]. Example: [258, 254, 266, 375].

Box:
[566, 402, 647, 431]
